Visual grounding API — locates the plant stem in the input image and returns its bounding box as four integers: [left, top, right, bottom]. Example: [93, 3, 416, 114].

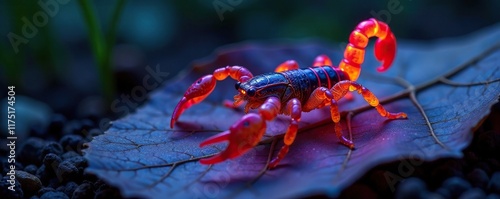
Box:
[78, 0, 115, 103]
[107, 0, 126, 50]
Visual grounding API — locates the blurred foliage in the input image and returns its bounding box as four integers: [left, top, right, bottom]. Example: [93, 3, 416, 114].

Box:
[0, 0, 498, 114]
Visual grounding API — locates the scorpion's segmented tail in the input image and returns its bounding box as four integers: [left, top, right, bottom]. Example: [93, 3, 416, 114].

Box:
[340, 18, 396, 81]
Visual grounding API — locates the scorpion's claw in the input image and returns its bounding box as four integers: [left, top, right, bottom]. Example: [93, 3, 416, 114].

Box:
[170, 75, 217, 128]
[199, 113, 266, 165]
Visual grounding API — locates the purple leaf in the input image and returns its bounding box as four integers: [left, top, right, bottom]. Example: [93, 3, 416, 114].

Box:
[84, 25, 500, 198]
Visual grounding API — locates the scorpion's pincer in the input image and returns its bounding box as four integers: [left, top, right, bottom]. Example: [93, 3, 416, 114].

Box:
[170, 75, 217, 128]
[199, 113, 266, 165]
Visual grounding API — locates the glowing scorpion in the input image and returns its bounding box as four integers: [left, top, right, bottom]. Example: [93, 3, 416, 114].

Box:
[170, 18, 407, 168]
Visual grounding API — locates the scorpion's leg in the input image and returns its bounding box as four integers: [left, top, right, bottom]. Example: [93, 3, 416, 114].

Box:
[199, 97, 282, 165]
[312, 54, 333, 67]
[332, 80, 407, 119]
[170, 66, 253, 128]
[269, 98, 301, 168]
[275, 60, 299, 72]
[304, 87, 355, 148]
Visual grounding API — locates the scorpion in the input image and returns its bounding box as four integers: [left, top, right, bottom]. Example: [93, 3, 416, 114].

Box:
[170, 18, 407, 169]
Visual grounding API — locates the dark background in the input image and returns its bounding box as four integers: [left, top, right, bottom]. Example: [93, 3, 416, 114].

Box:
[0, 0, 499, 138]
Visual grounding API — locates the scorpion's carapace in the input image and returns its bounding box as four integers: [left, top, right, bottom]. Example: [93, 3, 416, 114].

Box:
[170, 18, 406, 169]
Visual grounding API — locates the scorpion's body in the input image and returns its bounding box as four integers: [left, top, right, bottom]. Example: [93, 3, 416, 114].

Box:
[239, 66, 347, 111]
[170, 18, 408, 168]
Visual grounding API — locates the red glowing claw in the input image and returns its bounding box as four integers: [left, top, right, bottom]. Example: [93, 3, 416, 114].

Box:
[170, 75, 216, 128]
[199, 113, 266, 164]
[170, 66, 253, 129]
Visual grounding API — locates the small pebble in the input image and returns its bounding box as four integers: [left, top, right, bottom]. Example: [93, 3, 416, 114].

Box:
[56, 161, 79, 183]
[489, 172, 500, 194]
[37, 187, 55, 196]
[40, 142, 64, 160]
[467, 168, 489, 189]
[15, 170, 42, 196]
[43, 153, 62, 170]
[47, 177, 62, 189]
[65, 156, 87, 170]
[59, 135, 84, 153]
[441, 177, 471, 198]
[40, 191, 69, 199]
[458, 188, 486, 199]
[72, 182, 94, 199]
[19, 138, 45, 165]
[395, 177, 429, 199]
[36, 165, 50, 183]
[24, 164, 38, 175]
[59, 181, 78, 198]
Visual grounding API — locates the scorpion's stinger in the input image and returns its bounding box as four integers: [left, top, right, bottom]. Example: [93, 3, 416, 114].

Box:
[374, 31, 396, 72]
[340, 18, 396, 81]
